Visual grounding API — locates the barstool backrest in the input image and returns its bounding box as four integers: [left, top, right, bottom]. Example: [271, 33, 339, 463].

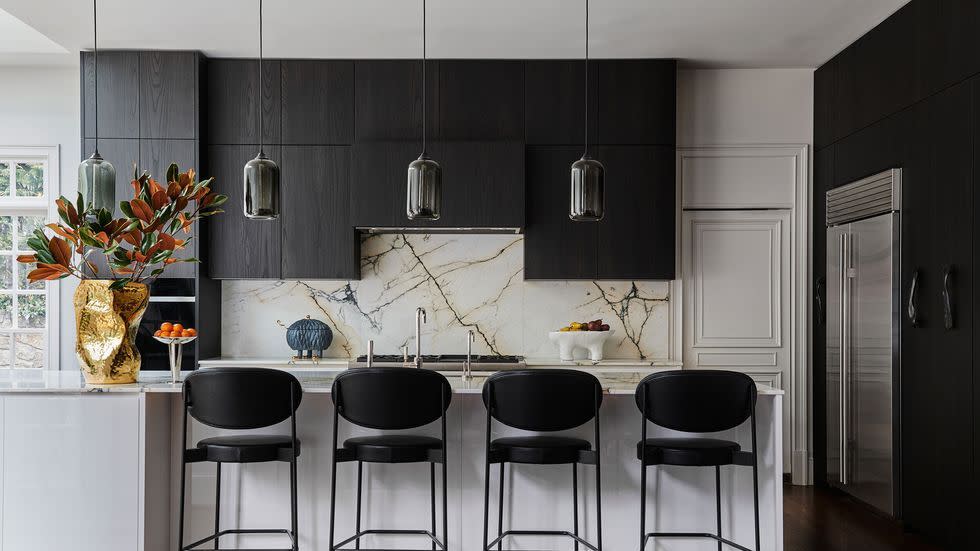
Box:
[482, 369, 602, 431]
[332, 367, 452, 430]
[635, 370, 756, 433]
[183, 368, 303, 429]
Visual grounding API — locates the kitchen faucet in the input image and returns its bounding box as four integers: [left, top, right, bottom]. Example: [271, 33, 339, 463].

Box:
[414, 307, 426, 369]
[464, 329, 475, 380]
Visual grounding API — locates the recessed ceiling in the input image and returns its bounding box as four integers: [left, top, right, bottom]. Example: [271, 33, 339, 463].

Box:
[0, 0, 908, 68]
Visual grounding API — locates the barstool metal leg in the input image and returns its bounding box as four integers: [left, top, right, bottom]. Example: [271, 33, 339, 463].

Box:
[290, 456, 299, 551]
[430, 462, 436, 551]
[751, 408, 761, 551]
[639, 464, 646, 551]
[497, 462, 504, 551]
[356, 461, 364, 550]
[329, 409, 340, 551]
[715, 465, 722, 551]
[178, 404, 188, 551]
[214, 462, 221, 550]
[573, 463, 579, 551]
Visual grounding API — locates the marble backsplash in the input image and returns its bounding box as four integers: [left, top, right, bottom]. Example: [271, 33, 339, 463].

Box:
[222, 234, 671, 360]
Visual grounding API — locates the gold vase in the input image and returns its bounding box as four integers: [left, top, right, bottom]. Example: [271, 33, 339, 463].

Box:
[74, 280, 149, 384]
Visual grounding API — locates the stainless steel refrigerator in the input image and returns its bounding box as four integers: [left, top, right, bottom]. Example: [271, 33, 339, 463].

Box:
[826, 169, 900, 516]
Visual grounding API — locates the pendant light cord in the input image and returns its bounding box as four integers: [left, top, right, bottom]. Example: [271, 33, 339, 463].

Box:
[421, 0, 427, 155]
[583, 0, 589, 158]
[258, 0, 265, 155]
[93, 0, 99, 154]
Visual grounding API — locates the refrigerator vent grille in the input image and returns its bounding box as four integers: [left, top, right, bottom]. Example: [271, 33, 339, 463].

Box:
[826, 169, 901, 226]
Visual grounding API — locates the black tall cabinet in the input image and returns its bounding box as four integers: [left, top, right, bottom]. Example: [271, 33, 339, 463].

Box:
[814, 2, 980, 547]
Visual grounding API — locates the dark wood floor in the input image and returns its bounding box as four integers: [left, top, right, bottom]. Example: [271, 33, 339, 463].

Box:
[784, 484, 943, 551]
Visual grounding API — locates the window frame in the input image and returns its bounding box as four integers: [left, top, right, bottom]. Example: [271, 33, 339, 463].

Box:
[0, 145, 61, 371]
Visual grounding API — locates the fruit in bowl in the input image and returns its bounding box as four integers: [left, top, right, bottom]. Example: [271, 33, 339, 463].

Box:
[154, 322, 198, 339]
[550, 319, 614, 361]
[558, 319, 610, 332]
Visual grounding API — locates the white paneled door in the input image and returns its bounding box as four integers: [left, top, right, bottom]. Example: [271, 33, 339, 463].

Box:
[683, 209, 791, 469]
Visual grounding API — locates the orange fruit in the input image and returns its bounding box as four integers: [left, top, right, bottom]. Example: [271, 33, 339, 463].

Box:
[159, 331, 171, 338]
[180, 330, 193, 338]
[186, 328, 197, 336]
[160, 322, 173, 332]
[153, 329, 162, 337]
[172, 323, 185, 332]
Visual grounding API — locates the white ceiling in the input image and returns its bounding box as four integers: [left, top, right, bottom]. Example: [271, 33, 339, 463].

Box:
[0, 0, 908, 68]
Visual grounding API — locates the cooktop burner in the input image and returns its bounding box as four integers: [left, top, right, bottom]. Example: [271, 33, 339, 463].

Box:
[356, 354, 522, 364]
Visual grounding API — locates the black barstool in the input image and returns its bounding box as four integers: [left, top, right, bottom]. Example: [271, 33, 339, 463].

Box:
[635, 370, 759, 551]
[328, 367, 452, 551]
[481, 369, 603, 551]
[178, 367, 303, 551]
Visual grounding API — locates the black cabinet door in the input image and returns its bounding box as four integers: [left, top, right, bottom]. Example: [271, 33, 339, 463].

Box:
[426, 141, 524, 229]
[438, 61, 524, 140]
[280, 146, 358, 279]
[140, 51, 198, 140]
[204, 145, 281, 279]
[814, 58, 839, 151]
[354, 60, 438, 142]
[281, 60, 354, 145]
[913, 0, 980, 101]
[595, 60, 676, 146]
[812, 144, 834, 486]
[82, 51, 139, 139]
[350, 142, 417, 228]
[595, 145, 675, 280]
[524, 146, 597, 280]
[833, 107, 911, 189]
[205, 59, 281, 145]
[524, 60, 596, 146]
[139, 139, 197, 277]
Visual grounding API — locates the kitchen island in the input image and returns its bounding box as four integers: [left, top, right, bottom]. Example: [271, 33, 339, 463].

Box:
[0, 368, 782, 551]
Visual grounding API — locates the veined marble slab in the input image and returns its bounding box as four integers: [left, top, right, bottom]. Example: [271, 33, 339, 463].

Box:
[222, 234, 672, 361]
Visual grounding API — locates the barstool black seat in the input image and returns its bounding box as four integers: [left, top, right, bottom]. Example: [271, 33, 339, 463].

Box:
[491, 435, 592, 464]
[482, 369, 603, 551]
[635, 437, 740, 466]
[194, 434, 301, 463]
[178, 367, 303, 551]
[343, 434, 443, 463]
[328, 367, 452, 551]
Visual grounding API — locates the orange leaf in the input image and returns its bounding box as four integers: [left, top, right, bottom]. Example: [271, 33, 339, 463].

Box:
[16, 254, 36, 263]
[134, 251, 147, 263]
[48, 237, 72, 267]
[164, 258, 178, 264]
[37, 262, 70, 274]
[166, 181, 181, 199]
[157, 233, 176, 252]
[94, 231, 110, 246]
[121, 230, 142, 247]
[114, 267, 135, 275]
[27, 267, 56, 281]
[151, 190, 170, 210]
[131, 179, 141, 197]
[130, 199, 154, 223]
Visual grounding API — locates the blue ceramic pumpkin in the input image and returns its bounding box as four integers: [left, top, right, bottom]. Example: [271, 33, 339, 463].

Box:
[285, 316, 333, 358]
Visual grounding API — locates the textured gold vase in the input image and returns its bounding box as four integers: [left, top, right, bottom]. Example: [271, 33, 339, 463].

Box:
[74, 280, 149, 384]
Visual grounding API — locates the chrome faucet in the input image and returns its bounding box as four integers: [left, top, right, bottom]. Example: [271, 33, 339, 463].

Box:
[366, 340, 374, 368]
[464, 329, 475, 380]
[414, 307, 427, 369]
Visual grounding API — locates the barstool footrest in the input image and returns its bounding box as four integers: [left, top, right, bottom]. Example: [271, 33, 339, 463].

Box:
[487, 529, 599, 551]
[643, 531, 754, 551]
[334, 528, 445, 551]
[183, 528, 295, 551]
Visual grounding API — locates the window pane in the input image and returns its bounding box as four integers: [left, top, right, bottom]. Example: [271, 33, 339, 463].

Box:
[0, 163, 8, 196]
[0, 294, 10, 328]
[0, 333, 10, 368]
[0, 216, 10, 251]
[15, 162, 44, 197]
[0, 256, 10, 289]
[16, 294, 45, 328]
[14, 333, 43, 369]
[16, 216, 45, 251]
[16, 263, 43, 291]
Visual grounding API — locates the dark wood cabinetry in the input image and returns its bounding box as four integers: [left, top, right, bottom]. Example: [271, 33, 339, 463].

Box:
[140, 51, 198, 140]
[354, 60, 437, 142]
[281, 60, 354, 144]
[81, 51, 139, 139]
[281, 146, 358, 279]
[438, 61, 524, 140]
[524, 60, 596, 145]
[595, 60, 676, 146]
[205, 59, 281, 145]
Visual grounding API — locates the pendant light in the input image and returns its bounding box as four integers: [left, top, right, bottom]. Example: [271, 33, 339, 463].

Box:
[79, 0, 116, 212]
[244, 0, 280, 220]
[570, 0, 604, 222]
[407, 0, 441, 221]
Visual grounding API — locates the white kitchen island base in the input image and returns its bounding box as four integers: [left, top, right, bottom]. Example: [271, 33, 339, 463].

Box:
[0, 370, 782, 551]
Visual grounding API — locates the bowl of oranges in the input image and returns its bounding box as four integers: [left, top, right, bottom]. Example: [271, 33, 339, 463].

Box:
[153, 322, 198, 344]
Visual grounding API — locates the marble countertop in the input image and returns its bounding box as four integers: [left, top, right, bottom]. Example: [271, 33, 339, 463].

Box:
[0, 369, 782, 396]
[198, 356, 684, 371]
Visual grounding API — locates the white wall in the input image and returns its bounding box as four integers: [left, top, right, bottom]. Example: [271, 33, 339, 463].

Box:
[677, 68, 813, 145]
[0, 64, 80, 370]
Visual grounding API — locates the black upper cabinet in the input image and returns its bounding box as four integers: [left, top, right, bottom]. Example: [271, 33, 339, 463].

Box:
[914, 0, 980, 100]
[205, 59, 281, 145]
[596, 145, 675, 280]
[140, 51, 198, 139]
[438, 60, 524, 140]
[596, 60, 676, 146]
[833, 107, 912, 188]
[205, 145, 282, 279]
[281, 146, 358, 279]
[350, 141, 417, 227]
[524, 147, 597, 280]
[814, 58, 838, 151]
[354, 60, 438, 142]
[525, 60, 597, 145]
[281, 60, 354, 144]
[82, 51, 139, 139]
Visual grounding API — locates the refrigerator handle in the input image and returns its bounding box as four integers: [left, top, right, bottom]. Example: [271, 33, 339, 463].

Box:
[908, 269, 920, 327]
[815, 276, 826, 326]
[942, 265, 954, 330]
[839, 232, 849, 485]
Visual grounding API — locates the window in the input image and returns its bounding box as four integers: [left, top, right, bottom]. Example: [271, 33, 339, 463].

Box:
[0, 147, 60, 370]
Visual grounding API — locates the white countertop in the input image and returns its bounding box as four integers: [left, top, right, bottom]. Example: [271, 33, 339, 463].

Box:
[198, 356, 684, 371]
[0, 369, 782, 396]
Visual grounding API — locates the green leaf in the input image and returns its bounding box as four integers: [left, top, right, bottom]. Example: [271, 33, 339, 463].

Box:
[35, 250, 56, 265]
[209, 194, 228, 207]
[97, 208, 112, 227]
[108, 278, 131, 291]
[150, 268, 165, 277]
[166, 163, 179, 184]
[119, 201, 135, 219]
[76, 192, 85, 218]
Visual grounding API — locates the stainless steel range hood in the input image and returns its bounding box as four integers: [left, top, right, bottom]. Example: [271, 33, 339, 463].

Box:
[357, 226, 523, 234]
